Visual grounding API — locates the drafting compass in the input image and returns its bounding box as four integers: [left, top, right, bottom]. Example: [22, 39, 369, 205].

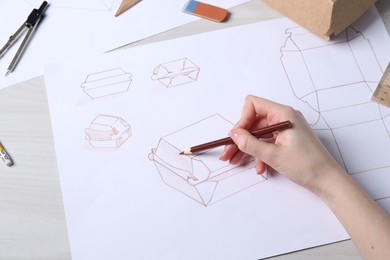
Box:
[0, 1, 48, 76]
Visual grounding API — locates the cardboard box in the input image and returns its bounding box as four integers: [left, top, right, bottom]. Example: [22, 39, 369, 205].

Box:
[265, 0, 376, 40]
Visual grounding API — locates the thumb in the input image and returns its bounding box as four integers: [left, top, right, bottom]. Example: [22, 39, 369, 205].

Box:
[229, 128, 277, 165]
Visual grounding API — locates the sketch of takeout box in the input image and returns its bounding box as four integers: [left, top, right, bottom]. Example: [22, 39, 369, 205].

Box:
[149, 114, 267, 207]
[85, 114, 132, 150]
[151, 58, 200, 87]
[81, 68, 132, 99]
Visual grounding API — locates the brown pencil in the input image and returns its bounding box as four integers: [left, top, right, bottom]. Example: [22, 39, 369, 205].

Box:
[179, 120, 292, 155]
[115, 0, 141, 17]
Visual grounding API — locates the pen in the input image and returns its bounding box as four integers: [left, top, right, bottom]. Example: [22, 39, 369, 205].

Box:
[0, 142, 13, 167]
[179, 120, 292, 155]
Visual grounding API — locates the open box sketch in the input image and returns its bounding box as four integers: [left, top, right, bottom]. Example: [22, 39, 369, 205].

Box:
[85, 114, 131, 151]
[151, 58, 200, 88]
[81, 68, 132, 99]
[281, 27, 390, 201]
[149, 114, 267, 207]
[24, 0, 117, 11]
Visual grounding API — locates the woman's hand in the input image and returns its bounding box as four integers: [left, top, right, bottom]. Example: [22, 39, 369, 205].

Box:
[219, 95, 344, 193]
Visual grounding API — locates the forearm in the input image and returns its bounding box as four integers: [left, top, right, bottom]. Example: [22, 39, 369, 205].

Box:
[222, 95, 390, 258]
[316, 168, 390, 260]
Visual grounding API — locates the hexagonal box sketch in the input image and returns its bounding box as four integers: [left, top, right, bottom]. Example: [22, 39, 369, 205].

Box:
[149, 114, 267, 207]
[81, 68, 133, 99]
[85, 114, 132, 150]
[151, 58, 200, 88]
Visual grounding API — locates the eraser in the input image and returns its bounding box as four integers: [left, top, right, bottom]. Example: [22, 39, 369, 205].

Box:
[183, 0, 229, 22]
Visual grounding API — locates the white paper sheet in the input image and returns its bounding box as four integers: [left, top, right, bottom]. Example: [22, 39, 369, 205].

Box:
[44, 8, 390, 260]
[0, 0, 248, 89]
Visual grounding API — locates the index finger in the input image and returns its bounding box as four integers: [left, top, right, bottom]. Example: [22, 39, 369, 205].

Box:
[235, 95, 289, 129]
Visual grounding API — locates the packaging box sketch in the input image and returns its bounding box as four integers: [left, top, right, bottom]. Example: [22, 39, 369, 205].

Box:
[151, 58, 200, 87]
[281, 27, 390, 201]
[85, 114, 132, 150]
[81, 68, 132, 99]
[265, 0, 376, 40]
[149, 114, 267, 207]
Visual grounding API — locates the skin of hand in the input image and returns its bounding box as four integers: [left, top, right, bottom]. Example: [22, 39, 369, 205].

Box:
[219, 95, 343, 194]
[219, 95, 390, 260]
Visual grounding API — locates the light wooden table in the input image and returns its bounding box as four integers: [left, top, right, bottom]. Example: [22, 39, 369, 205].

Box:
[0, 1, 389, 259]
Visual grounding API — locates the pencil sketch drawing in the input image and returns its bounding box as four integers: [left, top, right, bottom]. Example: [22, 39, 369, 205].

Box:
[148, 114, 267, 207]
[24, 0, 118, 11]
[281, 26, 390, 201]
[81, 68, 132, 99]
[85, 114, 131, 150]
[151, 58, 200, 88]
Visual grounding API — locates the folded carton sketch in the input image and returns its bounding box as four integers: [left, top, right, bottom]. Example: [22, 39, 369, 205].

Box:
[149, 114, 267, 207]
[281, 27, 390, 201]
[24, 0, 117, 11]
[265, 0, 376, 40]
[85, 114, 132, 150]
[81, 68, 132, 99]
[151, 58, 200, 87]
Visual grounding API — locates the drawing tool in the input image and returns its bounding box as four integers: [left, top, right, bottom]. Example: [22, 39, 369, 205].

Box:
[0, 142, 13, 167]
[372, 62, 390, 108]
[115, 0, 141, 17]
[182, 0, 229, 23]
[179, 121, 292, 155]
[0, 1, 48, 76]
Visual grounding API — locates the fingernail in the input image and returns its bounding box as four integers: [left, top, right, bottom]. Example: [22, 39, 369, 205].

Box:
[256, 164, 267, 175]
[228, 129, 239, 140]
[219, 151, 226, 161]
[256, 165, 261, 175]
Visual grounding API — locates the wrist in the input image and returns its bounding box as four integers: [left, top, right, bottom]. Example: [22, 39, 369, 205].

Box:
[305, 162, 348, 201]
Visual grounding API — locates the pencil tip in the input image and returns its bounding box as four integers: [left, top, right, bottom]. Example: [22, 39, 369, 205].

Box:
[5, 71, 10, 76]
[179, 149, 192, 155]
[115, 0, 140, 17]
